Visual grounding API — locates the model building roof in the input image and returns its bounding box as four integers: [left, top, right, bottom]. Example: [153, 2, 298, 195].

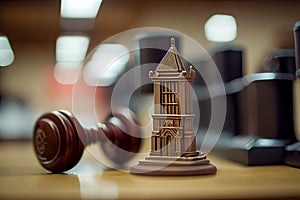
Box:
[156, 38, 186, 72]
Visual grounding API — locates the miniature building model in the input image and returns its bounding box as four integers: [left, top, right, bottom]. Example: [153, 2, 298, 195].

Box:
[130, 38, 216, 176]
[150, 38, 197, 157]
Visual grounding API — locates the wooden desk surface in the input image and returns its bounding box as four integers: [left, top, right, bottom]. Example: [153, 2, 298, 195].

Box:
[0, 141, 300, 200]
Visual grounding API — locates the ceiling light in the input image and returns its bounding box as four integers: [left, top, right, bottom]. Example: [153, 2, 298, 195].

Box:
[56, 35, 90, 62]
[61, 0, 103, 19]
[54, 62, 82, 84]
[0, 36, 14, 67]
[54, 35, 89, 84]
[84, 44, 130, 86]
[205, 14, 237, 42]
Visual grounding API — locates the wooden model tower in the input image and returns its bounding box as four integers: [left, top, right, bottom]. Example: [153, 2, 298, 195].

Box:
[130, 38, 217, 175]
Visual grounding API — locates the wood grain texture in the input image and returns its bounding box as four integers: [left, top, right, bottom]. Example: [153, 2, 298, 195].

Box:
[0, 141, 300, 199]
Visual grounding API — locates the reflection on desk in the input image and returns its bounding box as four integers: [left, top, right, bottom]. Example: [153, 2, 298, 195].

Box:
[0, 141, 300, 199]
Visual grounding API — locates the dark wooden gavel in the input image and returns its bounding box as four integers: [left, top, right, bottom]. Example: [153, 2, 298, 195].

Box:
[33, 109, 142, 173]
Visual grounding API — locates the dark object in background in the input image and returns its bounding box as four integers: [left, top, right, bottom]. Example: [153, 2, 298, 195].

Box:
[238, 74, 296, 141]
[211, 23, 299, 166]
[196, 45, 244, 141]
[294, 21, 300, 72]
[214, 46, 297, 165]
[285, 21, 300, 168]
[33, 109, 141, 173]
[212, 45, 244, 83]
[135, 32, 181, 93]
[217, 72, 296, 165]
[212, 46, 243, 135]
[285, 142, 300, 168]
[219, 136, 290, 165]
[263, 49, 295, 74]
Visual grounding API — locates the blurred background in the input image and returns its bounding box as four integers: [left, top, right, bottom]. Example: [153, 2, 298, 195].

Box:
[0, 0, 300, 140]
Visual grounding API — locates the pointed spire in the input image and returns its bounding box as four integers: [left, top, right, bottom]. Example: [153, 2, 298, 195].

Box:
[156, 38, 185, 72]
[171, 38, 175, 47]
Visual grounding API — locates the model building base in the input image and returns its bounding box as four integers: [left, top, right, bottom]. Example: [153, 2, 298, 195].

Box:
[130, 152, 217, 176]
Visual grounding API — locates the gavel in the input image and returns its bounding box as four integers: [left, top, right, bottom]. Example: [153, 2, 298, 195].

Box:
[33, 109, 142, 173]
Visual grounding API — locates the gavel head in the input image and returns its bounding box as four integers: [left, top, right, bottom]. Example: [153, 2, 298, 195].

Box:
[33, 109, 142, 173]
